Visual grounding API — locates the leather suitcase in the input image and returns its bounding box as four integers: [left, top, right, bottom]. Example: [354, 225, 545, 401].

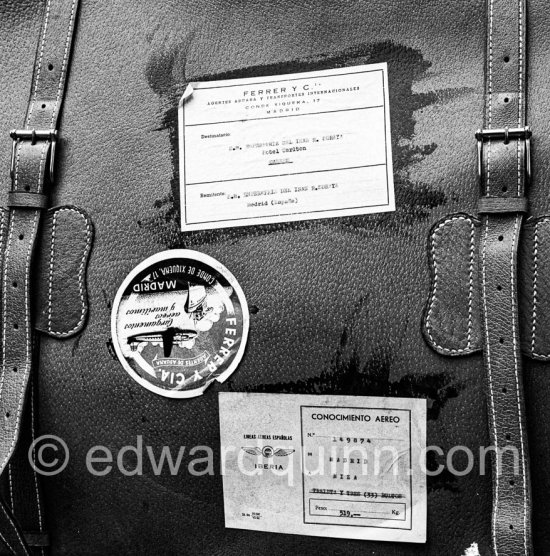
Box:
[0, 0, 548, 554]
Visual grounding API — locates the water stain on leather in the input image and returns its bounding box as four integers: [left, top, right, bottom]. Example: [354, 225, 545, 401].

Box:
[144, 40, 469, 247]
[232, 296, 463, 422]
[228, 295, 463, 493]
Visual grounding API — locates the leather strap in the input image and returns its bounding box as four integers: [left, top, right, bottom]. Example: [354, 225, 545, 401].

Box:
[479, 0, 532, 554]
[0, 1, 80, 553]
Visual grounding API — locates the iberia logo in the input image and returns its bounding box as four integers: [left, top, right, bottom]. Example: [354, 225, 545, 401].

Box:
[111, 250, 249, 399]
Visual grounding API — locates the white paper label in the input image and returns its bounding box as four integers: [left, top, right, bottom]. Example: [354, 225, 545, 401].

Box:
[178, 64, 394, 231]
[219, 393, 426, 543]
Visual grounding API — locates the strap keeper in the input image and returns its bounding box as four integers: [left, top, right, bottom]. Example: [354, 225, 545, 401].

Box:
[478, 196, 528, 214]
[7, 191, 48, 210]
[23, 531, 50, 547]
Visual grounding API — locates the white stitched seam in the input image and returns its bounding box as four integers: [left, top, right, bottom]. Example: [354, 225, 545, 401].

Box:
[0, 213, 11, 512]
[38, 0, 77, 194]
[0, 0, 79, 476]
[517, 0, 523, 198]
[511, 215, 528, 556]
[8, 465, 14, 514]
[0, 500, 27, 554]
[531, 219, 550, 358]
[0, 215, 16, 398]
[532, 221, 539, 356]
[26, 0, 51, 126]
[50, 0, 77, 130]
[13, 145, 22, 192]
[0, 214, 10, 505]
[49, 208, 91, 337]
[467, 217, 475, 349]
[425, 216, 475, 353]
[0, 528, 15, 555]
[26, 0, 52, 194]
[30, 377, 44, 532]
[47, 211, 58, 333]
[0, 212, 39, 477]
[517, 2, 528, 553]
[487, 0, 494, 195]
[482, 217, 499, 556]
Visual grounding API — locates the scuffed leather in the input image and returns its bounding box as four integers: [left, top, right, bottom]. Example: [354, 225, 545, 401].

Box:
[34, 205, 93, 339]
[2, 0, 550, 554]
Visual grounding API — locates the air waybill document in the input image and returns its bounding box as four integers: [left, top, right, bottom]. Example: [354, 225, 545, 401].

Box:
[178, 63, 395, 231]
[219, 393, 426, 543]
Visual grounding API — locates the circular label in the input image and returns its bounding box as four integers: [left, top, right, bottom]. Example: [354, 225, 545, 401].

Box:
[111, 250, 249, 398]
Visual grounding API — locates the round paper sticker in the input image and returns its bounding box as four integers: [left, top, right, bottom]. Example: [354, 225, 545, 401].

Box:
[111, 250, 249, 398]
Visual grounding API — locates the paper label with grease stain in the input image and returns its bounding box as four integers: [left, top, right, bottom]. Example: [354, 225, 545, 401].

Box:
[178, 63, 394, 231]
[219, 393, 426, 543]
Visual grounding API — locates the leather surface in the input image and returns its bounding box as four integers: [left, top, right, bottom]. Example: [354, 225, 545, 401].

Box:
[0, 1, 79, 554]
[423, 213, 482, 357]
[34, 205, 93, 338]
[2, 0, 550, 554]
[0, 0, 79, 476]
[478, 1, 532, 552]
[423, 213, 550, 362]
[0, 376, 48, 556]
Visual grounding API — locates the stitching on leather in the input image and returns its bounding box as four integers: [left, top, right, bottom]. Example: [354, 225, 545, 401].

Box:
[1, 215, 16, 397]
[38, 0, 77, 193]
[0, 527, 15, 556]
[48, 208, 91, 337]
[487, 0, 494, 195]
[482, 218, 499, 556]
[517, 4, 528, 552]
[0, 212, 39, 478]
[13, 145, 22, 193]
[50, 0, 77, 130]
[517, 0, 522, 198]
[425, 215, 475, 354]
[511, 214, 528, 555]
[532, 218, 550, 358]
[47, 211, 58, 333]
[26, 0, 51, 127]
[28, 0, 52, 194]
[0, 499, 27, 555]
[30, 378, 44, 532]
[467, 218, 475, 348]
[520, 4, 528, 554]
[8, 464, 14, 514]
[0, 0, 79, 477]
[0, 212, 11, 497]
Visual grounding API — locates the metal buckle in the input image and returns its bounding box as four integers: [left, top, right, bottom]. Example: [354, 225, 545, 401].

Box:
[9, 129, 58, 184]
[475, 126, 532, 187]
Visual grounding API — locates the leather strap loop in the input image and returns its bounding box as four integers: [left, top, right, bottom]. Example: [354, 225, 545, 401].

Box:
[478, 196, 528, 214]
[478, 0, 533, 554]
[22, 532, 49, 548]
[6, 192, 48, 210]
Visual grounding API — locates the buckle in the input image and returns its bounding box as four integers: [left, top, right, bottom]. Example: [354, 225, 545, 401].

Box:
[9, 129, 58, 184]
[475, 126, 532, 187]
